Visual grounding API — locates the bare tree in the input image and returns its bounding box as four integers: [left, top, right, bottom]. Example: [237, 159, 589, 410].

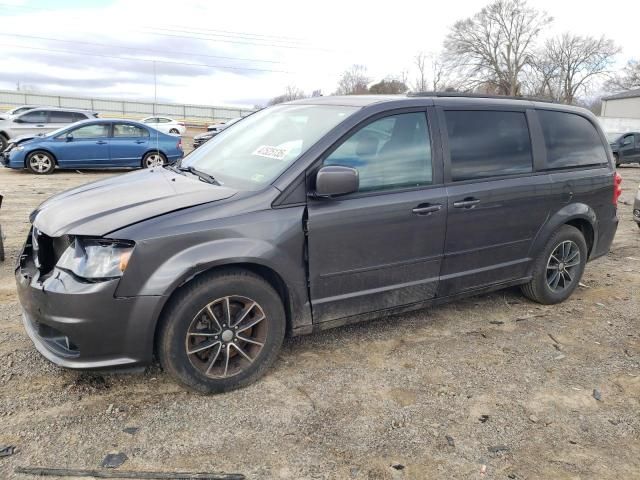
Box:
[412, 52, 457, 92]
[369, 78, 408, 94]
[544, 34, 619, 104]
[335, 65, 370, 95]
[444, 0, 552, 96]
[413, 52, 428, 92]
[268, 85, 306, 106]
[605, 59, 640, 92]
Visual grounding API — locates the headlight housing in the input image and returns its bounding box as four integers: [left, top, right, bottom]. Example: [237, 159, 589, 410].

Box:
[57, 237, 134, 280]
[15, 145, 24, 151]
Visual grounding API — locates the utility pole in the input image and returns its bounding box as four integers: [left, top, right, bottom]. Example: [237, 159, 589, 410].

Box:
[153, 60, 157, 115]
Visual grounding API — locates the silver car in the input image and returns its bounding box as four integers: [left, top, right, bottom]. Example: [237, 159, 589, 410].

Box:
[0, 107, 97, 151]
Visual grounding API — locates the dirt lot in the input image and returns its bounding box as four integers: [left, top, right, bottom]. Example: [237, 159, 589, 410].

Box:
[0, 150, 638, 479]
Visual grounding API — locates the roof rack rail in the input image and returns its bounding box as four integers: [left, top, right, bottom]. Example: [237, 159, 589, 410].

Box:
[407, 91, 557, 103]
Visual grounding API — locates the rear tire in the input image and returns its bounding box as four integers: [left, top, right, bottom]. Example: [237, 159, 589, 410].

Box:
[614, 153, 620, 167]
[142, 151, 166, 168]
[26, 151, 55, 174]
[521, 225, 587, 304]
[157, 269, 286, 393]
[169, 128, 179, 134]
[0, 134, 7, 153]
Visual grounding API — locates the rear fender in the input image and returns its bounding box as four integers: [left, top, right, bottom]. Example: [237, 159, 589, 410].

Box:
[527, 202, 597, 272]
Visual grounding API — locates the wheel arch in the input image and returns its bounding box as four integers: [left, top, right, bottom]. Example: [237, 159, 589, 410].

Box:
[528, 203, 597, 275]
[24, 148, 58, 168]
[151, 261, 299, 360]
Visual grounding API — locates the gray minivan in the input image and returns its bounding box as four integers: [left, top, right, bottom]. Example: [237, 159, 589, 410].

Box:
[0, 107, 98, 151]
[15, 94, 620, 393]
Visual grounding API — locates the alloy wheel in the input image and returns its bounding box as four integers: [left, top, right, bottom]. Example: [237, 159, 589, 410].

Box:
[546, 240, 580, 292]
[29, 153, 52, 173]
[185, 295, 267, 378]
[145, 154, 164, 168]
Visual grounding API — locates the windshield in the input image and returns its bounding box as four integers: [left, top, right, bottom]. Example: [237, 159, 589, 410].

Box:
[181, 104, 358, 190]
[606, 132, 623, 142]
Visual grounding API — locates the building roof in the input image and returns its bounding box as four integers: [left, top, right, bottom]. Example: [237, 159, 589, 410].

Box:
[602, 88, 640, 101]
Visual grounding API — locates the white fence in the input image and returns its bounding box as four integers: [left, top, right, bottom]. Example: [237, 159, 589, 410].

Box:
[0, 90, 254, 125]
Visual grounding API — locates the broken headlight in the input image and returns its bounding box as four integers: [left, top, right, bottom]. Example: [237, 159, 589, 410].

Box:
[57, 237, 134, 280]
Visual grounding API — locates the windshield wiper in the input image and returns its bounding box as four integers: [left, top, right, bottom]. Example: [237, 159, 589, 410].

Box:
[180, 166, 221, 185]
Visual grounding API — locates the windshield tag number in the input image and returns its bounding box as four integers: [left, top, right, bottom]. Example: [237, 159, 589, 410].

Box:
[252, 145, 290, 161]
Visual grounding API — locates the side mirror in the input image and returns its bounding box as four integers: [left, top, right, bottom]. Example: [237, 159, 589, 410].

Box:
[66, 133, 74, 142]
[315, 165, 359, 197]
[12, 118, 23, 124]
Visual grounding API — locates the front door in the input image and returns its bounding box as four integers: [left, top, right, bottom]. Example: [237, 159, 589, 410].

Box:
[55, 123, 111, 167]
[619, 133, 636, 162]
[307, 111, 447, 323]
[438, 108, 551, 296]
[11, 110, 49, 136]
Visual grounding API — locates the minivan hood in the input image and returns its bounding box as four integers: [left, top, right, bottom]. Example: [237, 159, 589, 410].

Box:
[32, 168, 237, 237]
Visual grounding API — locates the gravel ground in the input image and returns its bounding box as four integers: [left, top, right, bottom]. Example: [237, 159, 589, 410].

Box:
[0, 146, 638, 479]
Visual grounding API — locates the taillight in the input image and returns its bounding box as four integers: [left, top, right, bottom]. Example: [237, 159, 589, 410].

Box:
[178, 122, 185, 127]
[613, 171, 622, 205]
[177, 138, 182, 150]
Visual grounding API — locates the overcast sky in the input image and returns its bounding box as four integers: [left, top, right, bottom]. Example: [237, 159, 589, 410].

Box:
[1, 0, 639, 108]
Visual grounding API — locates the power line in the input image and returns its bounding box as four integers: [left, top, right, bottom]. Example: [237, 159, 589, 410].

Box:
[139, 27, 334, 51]
[0, 2, 324, 50]
[1, 43, 293, 73]
[0, 32, 285, 64]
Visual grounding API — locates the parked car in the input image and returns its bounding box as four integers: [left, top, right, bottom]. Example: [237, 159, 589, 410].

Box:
[634, 184, 640, 228]
[2, 119, 183, 174]
[0, 105, 40, 120]
[194, 117, 243, 149]
[608, 132, 640, 167]
[0, 107, 97, 152]
[207, 117, 242, 132]
[15, 94, 619, 393]
[141, 116, 186, 135]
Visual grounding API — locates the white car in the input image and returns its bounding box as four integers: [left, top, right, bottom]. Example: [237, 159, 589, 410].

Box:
[207, 117, 242, 132]
[141, 116, 186, 135]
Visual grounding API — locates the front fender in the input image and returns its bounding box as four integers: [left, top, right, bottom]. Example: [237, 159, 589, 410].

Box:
[527, 202, 597, 269]
[124, 237, 305, 298]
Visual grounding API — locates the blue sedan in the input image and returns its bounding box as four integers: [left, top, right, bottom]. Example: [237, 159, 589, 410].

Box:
[2, 119, 184, 174]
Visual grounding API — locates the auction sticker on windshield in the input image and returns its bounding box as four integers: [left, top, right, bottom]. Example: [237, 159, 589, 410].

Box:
[252, 145, 290, 161]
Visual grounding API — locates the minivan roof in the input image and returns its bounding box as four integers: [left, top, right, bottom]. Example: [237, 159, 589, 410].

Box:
[285, 93, 589, 115]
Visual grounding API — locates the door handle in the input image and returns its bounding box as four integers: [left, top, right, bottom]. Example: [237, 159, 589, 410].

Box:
[36, 125, 45, 127]
[412, 203, 442, 215]
[96, 140, 108, 145]
[135, 140, 146, 144]
[453, 198, 480, 209]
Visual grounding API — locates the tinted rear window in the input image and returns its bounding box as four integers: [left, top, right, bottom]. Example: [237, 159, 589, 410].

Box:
[445, 110, 533, 181]
[538, 110, 607, 169]
[49, 111, 76, 123]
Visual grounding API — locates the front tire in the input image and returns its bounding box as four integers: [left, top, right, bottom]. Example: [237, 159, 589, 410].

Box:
[521, 225, 587, 304]
[157, 269, 286, 393]
[614, 153, 620, 167]
[26, 151, 55, 174]
[0, 135, 7, 153]
[142, 151, 166, 168]
[169, 128, 179, 134]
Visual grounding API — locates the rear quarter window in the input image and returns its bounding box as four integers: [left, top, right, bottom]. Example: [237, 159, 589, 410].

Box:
[445, 110, 533, 181]
[538, 110, 608, 169]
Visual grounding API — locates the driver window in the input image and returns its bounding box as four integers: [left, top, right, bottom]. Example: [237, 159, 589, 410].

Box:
[623, 135, 634, 146]
[66, 124, 109, 139]
[324, 112, 432, 192]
